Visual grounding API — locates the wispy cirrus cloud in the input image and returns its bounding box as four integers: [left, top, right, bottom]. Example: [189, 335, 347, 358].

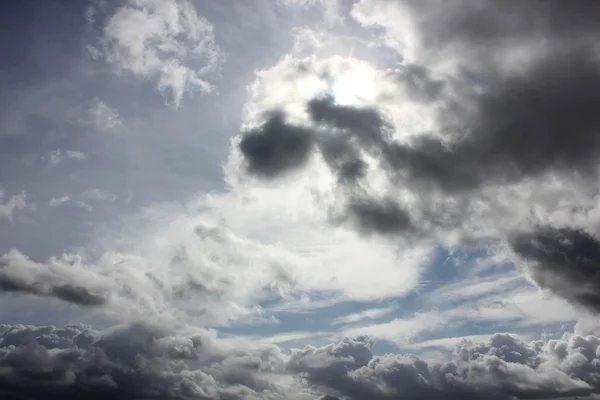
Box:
[332, 307, 395, 326]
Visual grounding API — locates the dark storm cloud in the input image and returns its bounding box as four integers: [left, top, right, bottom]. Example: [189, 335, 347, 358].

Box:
[0, 323, 288, 400]
[512, 226, 600, 314]
[239, 111, 316, 179]
[290, 334, 600, 400]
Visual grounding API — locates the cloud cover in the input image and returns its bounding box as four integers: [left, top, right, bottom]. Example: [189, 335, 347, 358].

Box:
[4, 0, 600, 399]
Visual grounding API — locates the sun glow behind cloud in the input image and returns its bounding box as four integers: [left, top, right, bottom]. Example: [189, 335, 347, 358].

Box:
[293, 63, 378, 106]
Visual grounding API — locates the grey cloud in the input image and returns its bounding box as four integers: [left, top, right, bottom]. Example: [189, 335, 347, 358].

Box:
[512, 226, 600, 314]
[0, 323, 293, 400]
[2, 324, 600, 400]
[0, 250, 108, 307]
[341, 197, 414, 236]
[50, 284, 106, 307]
[307, 96, 391, 143]
[304, 50, 600, 193]
[291, 333, 600, 400]
[239, 111, 316, 179]
[392, 0, 600, 52]
[388, 64, 446, 103]
[317, 135, 367, 182]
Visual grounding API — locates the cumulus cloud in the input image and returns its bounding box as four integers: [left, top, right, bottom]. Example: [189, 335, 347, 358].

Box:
[4, 320, 600, 399]
[0, 322, 302, 400]
[88, 0, 222, 108]
[290, 333, 600, 400]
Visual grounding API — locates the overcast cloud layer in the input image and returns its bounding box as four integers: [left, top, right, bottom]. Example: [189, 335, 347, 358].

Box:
[2, 0, 600, 399]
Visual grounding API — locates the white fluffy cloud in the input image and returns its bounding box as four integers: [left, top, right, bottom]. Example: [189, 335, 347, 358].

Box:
[88, 0, 222, 108]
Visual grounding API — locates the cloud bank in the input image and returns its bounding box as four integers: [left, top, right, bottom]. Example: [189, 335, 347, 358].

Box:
[2, 323, 600, 399]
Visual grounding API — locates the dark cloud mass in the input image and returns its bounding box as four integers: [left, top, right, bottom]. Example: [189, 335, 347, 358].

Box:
[512, 227, 600, 313]
[239, 112, 315, 179]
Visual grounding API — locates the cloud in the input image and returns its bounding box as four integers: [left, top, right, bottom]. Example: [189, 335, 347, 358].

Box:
[332, 307, 395, 327]
[88, 0, 222, 108]
[48, 196, 71, 207]
[81, 188, 117, 202]
[512, 226, 600, 314]
[0, 322, 304, 400]
[44, 149, 86, 166]
[4, 319, 600, 400]
[0, 250, 109, 307]
[341, 282, 587, 350]
[0, 189, 27, 222]
[231, 0, 600, 312]
[86, 98, 122, 131]
[351, 0, 600, 72]
[7, 2, 600, 397]
[291, 333, 600, 400]
[239, 112, 316, 179]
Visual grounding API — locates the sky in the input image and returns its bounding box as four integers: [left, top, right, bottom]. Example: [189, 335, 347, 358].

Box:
[2, 0, 600, 399]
